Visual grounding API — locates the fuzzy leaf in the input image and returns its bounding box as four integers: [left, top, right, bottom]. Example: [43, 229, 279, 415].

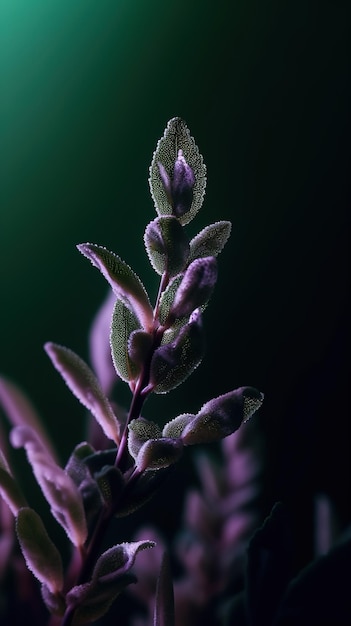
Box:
[16, 507, 64, 593]
[150, 308, 205, 393]
[67, 541, 155, 622]
[149, 117, 206, 225]
[115, 467, 174, 518]
[77, 244, 153, 331]
[144, 216, 189, 276]
[67, 575, 136, 625]
[45, 342, 120, 445]
[0, 448, 27, 515]
[162, 413, 195, 439]
[128, 418, 162, 462]
[10, 426, 88, 547]
[187, 220, 232, 265]
[110, 299, 142, 383]
[169, 256, 217, 321]
[135, 437, 183, 472]
[181, 387, 264, 445]
[93, 540, 155, 583]
[154, 552, 175, 626]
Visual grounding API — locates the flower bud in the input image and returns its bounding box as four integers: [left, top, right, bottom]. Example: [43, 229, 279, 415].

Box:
[169, 256, 217, 321]
[171, 150, 195, 218]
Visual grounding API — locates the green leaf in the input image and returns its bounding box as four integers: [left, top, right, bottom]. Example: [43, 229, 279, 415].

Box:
[77, 244, 153, 331]
[144, 216, 189, 276]
[0, 448, 27, 515]
[45, 343, 120, 444]
[162, 413, 195, 439]
[16, 507, 64, 593]
[110, 299, 142, 383]
[149, 117, 206, 225]
[135, 437, 183, 472]
[128, 418, 162, 462]
[92, 540, 155, 582]
[187, 220, 232, 265]
[41, 583, 66, 616]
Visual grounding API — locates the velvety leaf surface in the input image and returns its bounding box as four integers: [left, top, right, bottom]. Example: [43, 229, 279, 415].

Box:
[77, 243, 153, 331]
[45, 342, 120, 444]
[187, 220, 232, 265]
[135, 437, 183, 472]
[128, 418, 162, 462]
[149, 117, 206, 225]
[110, 298, 142, 383]
[16, 507, 64, 593]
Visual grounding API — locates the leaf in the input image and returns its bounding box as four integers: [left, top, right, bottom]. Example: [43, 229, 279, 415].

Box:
[149, 117, 207, 225]
[45, 342, 120, 445]
[110, 299, 142, 383]
[66, 541, 155, 624]
[135, 437, 183, 472]
[144, 216, 190, 276]
[77, 244, 153, 331]
[0, 448, 27, 515]
[154, 552, 175, 626]
[128, 418, 162, 462]
[41, 584, 66, 616]
[92, 540, 155, 583]
[150, 309, 205, 394]
[187, 221, 232, 265]
[181, 387, 264, 445]
[16, 507, 64, 593]
[10, 426, 88, 547]
[162, 413, 195, 439]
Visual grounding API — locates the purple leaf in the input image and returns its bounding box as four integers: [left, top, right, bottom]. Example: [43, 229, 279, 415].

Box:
[10, 426, 88, 547]
[169, 257, 217, 320]
[44, 342, 120, 445]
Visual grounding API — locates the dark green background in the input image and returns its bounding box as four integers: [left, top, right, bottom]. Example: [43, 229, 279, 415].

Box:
[1, 0, 350, 546]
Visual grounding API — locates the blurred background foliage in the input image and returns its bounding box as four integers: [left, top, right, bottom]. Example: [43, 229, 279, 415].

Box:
[0, 0, 350, 567]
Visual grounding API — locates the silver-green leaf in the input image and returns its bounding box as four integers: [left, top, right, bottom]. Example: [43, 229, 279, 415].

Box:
[110, 299, 142, 383]
[144, 216, 189, 276]
[187, 220, 232, 265]
[149, 117, 206, 225]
